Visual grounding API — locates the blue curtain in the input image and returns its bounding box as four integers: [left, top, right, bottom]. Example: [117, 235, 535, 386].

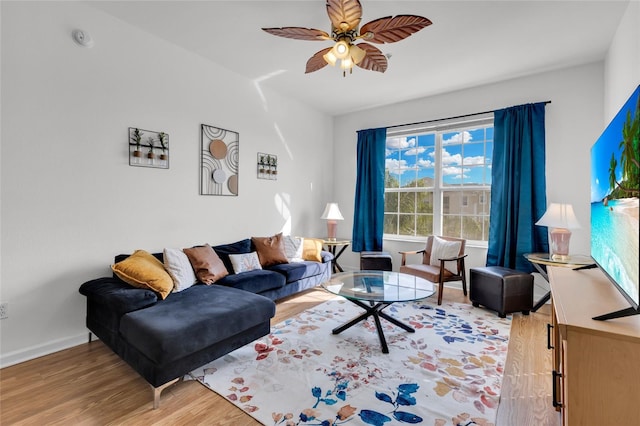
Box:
[487, 103, 549, 272]
[352, 127, 387, 252]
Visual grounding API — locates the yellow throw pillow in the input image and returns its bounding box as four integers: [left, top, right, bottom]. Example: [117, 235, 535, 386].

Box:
[302, 238, 323, 262]
[112, 250, 173, 299]
[252, 233, 289, 267]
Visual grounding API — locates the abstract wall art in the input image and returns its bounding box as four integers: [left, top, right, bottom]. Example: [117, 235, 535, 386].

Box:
[200, 124, 239, 196]
[129, 127, 169, 169]
[257, 152, 278, 180]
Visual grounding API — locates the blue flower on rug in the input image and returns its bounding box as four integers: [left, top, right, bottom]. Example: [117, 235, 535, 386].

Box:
[359, 383, 423, 425]
[311, 379, 348, 407]
[272, 378, 357, 426]
[403, 304, 509, 346]
[272, 381, 424, 425]
[272, 403, 358, 426]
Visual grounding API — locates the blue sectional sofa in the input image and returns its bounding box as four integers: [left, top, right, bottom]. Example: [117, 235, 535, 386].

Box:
[79, 238, 333, 408]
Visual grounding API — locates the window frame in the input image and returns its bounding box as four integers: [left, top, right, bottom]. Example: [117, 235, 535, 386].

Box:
[383, 115, 494, 246]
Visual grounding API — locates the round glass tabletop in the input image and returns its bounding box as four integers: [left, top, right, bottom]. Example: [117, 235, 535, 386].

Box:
[524, 252, 594, 266]
[322, 271, 435, 303]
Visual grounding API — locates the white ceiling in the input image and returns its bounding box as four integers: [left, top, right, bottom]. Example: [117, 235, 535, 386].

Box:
[88, 1, 629, 116]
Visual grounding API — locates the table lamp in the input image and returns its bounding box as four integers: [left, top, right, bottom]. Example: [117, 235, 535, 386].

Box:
[535, 203, 581, 261]
[321, 202, 344, 241]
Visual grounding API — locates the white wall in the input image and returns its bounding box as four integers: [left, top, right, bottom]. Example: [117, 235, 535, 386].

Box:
[1, 1, 636, 368]
[332, 63, 605, 276]
[604, 0, 640, 121]
[0, 2, 333, 366]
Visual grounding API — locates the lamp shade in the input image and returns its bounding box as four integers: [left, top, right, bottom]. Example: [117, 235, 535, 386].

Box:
[340, 57, 353, 70]
[333, 41, 350, 60]
[320, 203, 344, 221]
[350, 44, 366, 65]
[323, 49, 338, 66]
[535, 203, 581, 229]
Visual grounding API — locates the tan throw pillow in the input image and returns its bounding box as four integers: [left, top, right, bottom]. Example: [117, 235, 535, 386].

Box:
[251, 233, 289, 267]
[429, 236, 462, 274]
[183, 244, 229, 284]
[112, 250, 173, 299]
[302, 238, 323, 262]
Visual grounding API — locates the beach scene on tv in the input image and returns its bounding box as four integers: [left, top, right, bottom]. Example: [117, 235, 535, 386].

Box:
[590, 86, 639, 306]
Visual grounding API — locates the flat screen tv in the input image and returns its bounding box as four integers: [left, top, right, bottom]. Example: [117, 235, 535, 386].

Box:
[589, 84, 640, 321]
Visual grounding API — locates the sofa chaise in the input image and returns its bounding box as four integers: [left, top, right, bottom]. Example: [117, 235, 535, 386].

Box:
[79, 236, 332, 408]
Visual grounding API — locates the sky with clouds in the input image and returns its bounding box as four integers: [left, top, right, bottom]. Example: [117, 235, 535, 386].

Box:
[590, 87, 638, 203]
[386, 127, 493, 187]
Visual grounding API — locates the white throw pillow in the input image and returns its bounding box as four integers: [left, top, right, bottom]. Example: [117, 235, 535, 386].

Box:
[163, 248, 198, 292]
[283, 235, 304, 262]
[229, 252, 263, 273]
[429, 237, 462, 274]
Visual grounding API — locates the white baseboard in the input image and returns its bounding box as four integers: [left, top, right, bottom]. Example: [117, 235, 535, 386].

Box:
[0, 333, 89, 369]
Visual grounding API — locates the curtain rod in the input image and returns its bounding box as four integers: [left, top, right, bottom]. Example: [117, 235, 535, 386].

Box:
[384, 100, 552, 130]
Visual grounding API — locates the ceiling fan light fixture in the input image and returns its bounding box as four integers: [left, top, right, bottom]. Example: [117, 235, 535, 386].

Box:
[333, 40, 350, 59]
[340, 57, 353, 70]
[350, 44, 366, 65]
[323, 49, 338, 66]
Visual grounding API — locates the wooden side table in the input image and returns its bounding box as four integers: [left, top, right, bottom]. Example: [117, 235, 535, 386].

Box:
[524, 252, 594, 312]
[321, 238, 350, 273]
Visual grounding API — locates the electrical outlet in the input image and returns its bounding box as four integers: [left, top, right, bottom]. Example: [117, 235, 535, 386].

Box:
[0, 302, 8, 320]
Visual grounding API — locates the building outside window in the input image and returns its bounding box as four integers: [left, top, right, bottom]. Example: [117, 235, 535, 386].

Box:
[384, 117, 493, 244]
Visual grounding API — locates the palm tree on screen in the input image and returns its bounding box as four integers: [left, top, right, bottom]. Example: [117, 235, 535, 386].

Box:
[618, 97, 640, 193]
[608, 153, 618, 195]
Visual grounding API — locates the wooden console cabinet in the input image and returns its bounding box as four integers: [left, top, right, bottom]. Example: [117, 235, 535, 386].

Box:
[548, 266, 640, 425]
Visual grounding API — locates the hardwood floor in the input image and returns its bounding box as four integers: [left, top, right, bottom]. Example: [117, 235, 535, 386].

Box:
[0, 288, 560, 425]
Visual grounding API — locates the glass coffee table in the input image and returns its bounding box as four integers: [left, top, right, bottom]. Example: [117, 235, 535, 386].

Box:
[321, 271, 435, 353]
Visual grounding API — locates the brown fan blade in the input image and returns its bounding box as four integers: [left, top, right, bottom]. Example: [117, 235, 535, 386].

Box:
[306, 47, 332, 74]
[262, 27, 330, 41]
[326, 0, 362, 32]
[354, 42, 387, 73]
[360, 15, 432, 44]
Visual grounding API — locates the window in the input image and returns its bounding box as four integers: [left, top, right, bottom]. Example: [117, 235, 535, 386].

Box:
[384, 117, 493, 243]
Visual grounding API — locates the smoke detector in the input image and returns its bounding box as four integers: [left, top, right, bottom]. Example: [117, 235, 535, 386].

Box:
[72, 30, 94, 48]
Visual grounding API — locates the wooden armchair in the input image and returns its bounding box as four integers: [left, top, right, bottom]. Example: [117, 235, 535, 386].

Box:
[399, 236, 468, 305]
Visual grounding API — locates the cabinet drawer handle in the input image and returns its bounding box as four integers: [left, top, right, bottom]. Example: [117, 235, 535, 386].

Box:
[552, 370, 563, 408]
[547, 323, 554, 349]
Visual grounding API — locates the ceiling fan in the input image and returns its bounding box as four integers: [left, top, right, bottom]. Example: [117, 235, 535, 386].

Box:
[262, 0, 432, 76]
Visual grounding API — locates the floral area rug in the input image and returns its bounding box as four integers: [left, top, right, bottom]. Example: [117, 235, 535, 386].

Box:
[188, 298, 512, 426]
